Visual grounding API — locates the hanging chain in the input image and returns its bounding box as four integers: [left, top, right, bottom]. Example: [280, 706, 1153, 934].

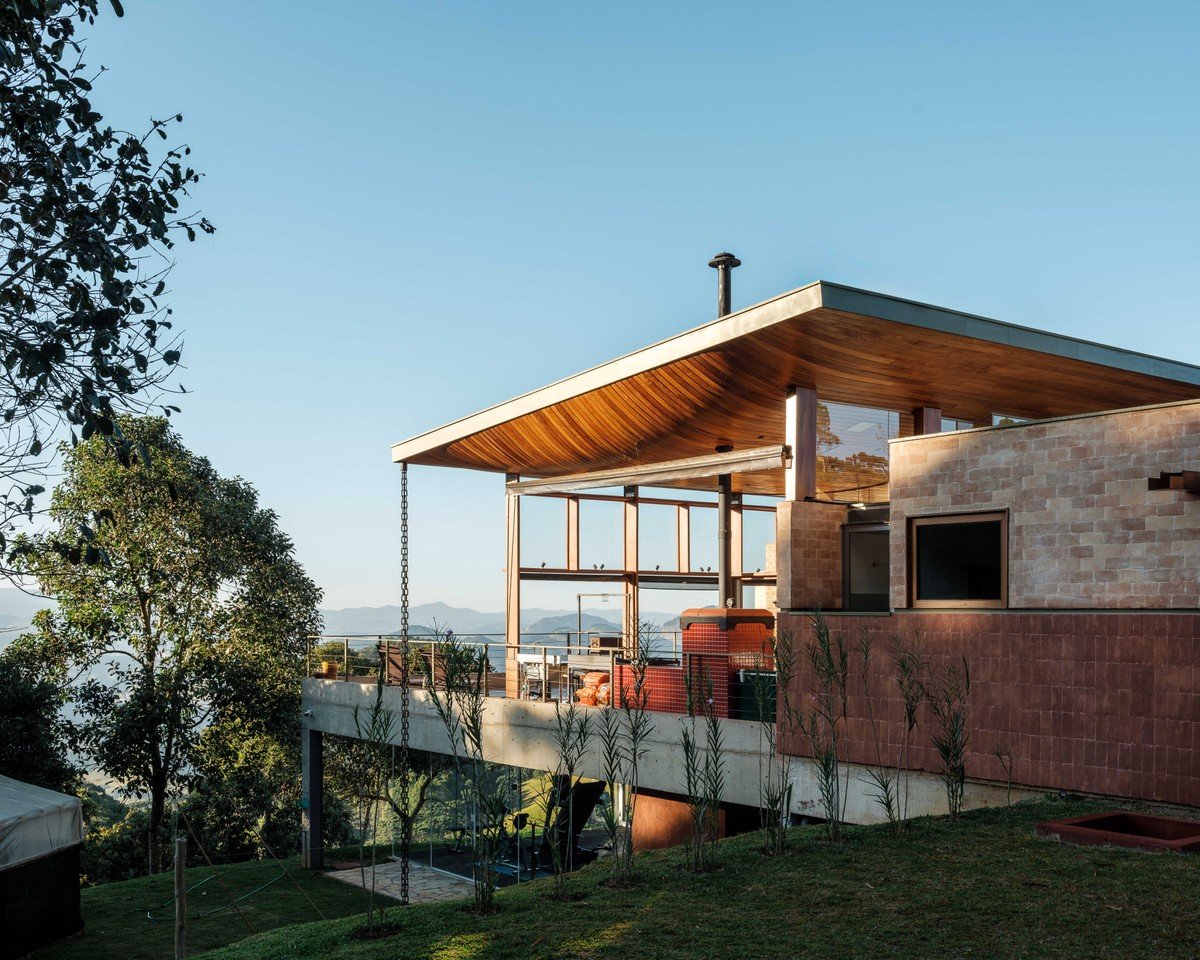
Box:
[399, 462, 411, 906]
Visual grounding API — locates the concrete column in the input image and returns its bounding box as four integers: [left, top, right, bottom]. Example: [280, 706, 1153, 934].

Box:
[785, 387, 818, 500]
[301, 727, 323, 869]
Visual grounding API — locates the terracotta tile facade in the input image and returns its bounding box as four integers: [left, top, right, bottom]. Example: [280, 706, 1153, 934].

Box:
[889, 399, 1200, 609]
[775, 499, 847, 611]
[777, 610, 1200, 806]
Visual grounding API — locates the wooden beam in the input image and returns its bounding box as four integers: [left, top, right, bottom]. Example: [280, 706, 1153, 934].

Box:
[505, 474, 521, 698]
[913, 405, 942, 435]
[676, 504, 690, 572]
[505, 445, 789, 496]
[565, 496, 580, 571]
[785, 387, 817, 500]
[623, 486, 639, 652]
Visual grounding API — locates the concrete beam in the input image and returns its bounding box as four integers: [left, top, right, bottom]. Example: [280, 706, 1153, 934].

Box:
[301, 680, 1028, 823]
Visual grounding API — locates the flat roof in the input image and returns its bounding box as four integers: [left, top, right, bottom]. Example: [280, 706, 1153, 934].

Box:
[392, 281, 1200, 495]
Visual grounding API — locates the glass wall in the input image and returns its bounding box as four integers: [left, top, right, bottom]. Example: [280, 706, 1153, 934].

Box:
[817, 402, 900, 504]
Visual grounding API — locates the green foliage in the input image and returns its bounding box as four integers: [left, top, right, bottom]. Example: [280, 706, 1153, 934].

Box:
[0, 650, 78, 792]
[799, 611, 850, 840]
[194, 799, 1200, 960]
[0, 2, 213, 563]
[682, 663, 724, 872]
[81, 801, 152, 885]
[923, 657, 972, 817]
[11, 416, 321, 873]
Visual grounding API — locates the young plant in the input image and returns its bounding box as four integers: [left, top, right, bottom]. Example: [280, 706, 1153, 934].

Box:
[349, 678, 395, 933]
[598, 627, 655, 887]
[755, 630, 794, 855]
[544, 701, 594, 900]
[799, 611, 850, 841]
[424, 634, 503, 912]
[682, 662, 726, 872]
[891, 630, 927, 829]
[857, 630, 898, 828]
[923, 656, 972, 818]
[993, 742, 1014, 806]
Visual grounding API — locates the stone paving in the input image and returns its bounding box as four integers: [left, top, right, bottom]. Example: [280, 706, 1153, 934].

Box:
[326, 858, 473, 904]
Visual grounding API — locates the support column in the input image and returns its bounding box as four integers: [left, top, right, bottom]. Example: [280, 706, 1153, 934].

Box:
[913, 405, 942, 435]
[301, 727, 323, 869]
[730, 492, 744, 607]
[565, 496, 580, 571]
[717, 474, 733, 606]
[675, 504, 690, 572]
[623, 486, 639, 652]
[785, 387, 818, 501]
[505, 475, 521, 698]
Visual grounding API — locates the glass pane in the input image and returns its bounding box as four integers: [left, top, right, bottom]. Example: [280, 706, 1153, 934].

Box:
[915, 520, 1003, 601]
[845, 529, 890, 611]
[817, 402, 899, 504]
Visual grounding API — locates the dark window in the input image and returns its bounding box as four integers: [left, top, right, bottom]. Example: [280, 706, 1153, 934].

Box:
[909, 513, 1007, 607]
[843, 526, 890, 611]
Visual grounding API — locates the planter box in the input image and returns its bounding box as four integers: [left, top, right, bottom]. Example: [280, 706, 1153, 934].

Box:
[1036, 811, 1200, 853]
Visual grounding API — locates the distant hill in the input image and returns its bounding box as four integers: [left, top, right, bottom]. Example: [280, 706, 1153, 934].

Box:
[318, 603, 684, 639]
[0, 588, 52, 649]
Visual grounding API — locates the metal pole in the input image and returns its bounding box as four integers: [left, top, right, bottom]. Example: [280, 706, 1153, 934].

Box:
[174, 836, 187, 960]
[717, 473, 733, 607]
[708, 251, 741, 318]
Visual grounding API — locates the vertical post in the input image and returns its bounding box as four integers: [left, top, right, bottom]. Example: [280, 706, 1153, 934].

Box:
[301, 727, 324, 869]
[785, 386, 818, 501]
[913, 405, 942, 435]
[675, 504, 690, 572]
[623, 486, 639, 653]
[505, 475, 521, 698]
[730, 492, 744, 607]
[717, 474, 733, 607]
[174, 836, 187, 960]
[565, 496, 580, 571]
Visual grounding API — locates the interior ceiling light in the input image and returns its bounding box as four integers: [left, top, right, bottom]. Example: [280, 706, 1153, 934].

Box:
[846, 420, 877, 433]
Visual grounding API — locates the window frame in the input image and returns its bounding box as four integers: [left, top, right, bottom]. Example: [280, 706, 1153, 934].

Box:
[907, 511, 1008, 609]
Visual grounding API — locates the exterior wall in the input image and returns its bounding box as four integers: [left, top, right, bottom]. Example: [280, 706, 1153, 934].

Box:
[775, 499, 846, 611]
[632, 789, 726, 851]
[777, 610, 1200, 807]
[889, 399, 1200, 609]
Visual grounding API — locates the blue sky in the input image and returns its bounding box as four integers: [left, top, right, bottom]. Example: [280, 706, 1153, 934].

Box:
[78, 2, 1200, 611]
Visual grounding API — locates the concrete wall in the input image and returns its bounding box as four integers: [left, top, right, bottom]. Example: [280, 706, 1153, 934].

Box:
[301, 679, 1017, 828]
[778, 610, 1200, 807]
[889, 399, 1200, 609]
[775, 499, 846, 611]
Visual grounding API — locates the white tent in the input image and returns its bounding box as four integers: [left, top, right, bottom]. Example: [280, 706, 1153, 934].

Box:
[0, 775, 82, 870]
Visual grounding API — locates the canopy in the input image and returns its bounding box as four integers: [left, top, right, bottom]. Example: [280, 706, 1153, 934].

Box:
[0, 775, 83, 870]
[391, 281, 1200, 495]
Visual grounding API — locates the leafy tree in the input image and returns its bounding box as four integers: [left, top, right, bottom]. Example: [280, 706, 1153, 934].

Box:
[11, 416, 319, 873]
[0, 0, 213, 570]
[0, 651, 78, 792]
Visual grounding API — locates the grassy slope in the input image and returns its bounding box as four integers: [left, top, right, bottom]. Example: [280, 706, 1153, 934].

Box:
[37, 856, 382, 960]
[200, 799, 1200, 960]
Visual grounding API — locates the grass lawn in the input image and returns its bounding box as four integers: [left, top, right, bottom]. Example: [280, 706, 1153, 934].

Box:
[37, 855, 383, 960]
[197, 797, 1200, 960]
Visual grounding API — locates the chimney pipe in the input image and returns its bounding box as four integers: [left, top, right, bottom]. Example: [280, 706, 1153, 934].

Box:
[708, 251, 741, 609]
[708, 251, 741, 318]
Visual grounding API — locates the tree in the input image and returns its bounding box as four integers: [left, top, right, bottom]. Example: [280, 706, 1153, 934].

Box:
[11, 416, 320, 873]
[0, 651, 77, 793]
[0, 1, 213, 570]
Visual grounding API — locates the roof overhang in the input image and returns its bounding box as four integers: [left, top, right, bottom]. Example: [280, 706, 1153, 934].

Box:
[391, 281, 1200, 496]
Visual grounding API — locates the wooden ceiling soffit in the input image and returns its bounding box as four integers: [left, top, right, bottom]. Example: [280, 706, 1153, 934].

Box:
[505, 445, 790, 496]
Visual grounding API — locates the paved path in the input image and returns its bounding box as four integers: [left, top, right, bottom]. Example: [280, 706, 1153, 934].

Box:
[327, 859, 473, 904]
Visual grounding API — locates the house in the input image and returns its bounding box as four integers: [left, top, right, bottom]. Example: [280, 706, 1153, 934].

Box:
[300, 261, 1200, 867]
